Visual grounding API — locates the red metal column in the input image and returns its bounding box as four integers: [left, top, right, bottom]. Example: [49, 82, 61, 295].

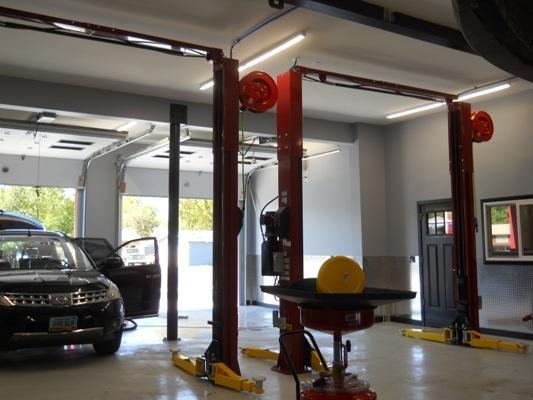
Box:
[208, 57, 241, 373]
[275, 69, 306, 373]
[447, 101, 480, 331]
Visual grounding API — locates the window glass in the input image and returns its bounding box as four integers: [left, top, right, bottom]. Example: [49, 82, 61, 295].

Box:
[0, 235, 93, 270]
[520, 204, 533, 256]
[487, 204, 518, 257]
[436, 212, 445, 234]
[427, 212, 436, 235]
[445, 211, 453, 234]
[427, 210, 453, 236]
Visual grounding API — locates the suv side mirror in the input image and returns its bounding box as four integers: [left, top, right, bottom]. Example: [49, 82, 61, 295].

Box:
[99, 256, 123, 270]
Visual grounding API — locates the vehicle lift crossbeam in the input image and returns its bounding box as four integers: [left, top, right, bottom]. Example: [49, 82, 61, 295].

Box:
[295, 66, 456, 102]
[0, 6, 264, 393]
[0, 6, 220, 61]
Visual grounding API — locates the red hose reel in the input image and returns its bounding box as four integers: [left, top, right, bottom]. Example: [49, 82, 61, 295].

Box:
[471, 111, 494, 142]
[239, 71, 278, 113]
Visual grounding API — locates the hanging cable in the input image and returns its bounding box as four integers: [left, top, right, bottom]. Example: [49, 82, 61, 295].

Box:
[33, 126, 42, 219]
[229, 5, 297, 58]
[259, 195, 279, 240]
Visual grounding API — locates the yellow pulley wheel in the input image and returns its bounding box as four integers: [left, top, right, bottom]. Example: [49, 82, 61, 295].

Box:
[316, 256, 365, 294]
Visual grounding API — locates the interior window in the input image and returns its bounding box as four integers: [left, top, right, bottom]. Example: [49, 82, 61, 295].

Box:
[486, 204, 518, 257]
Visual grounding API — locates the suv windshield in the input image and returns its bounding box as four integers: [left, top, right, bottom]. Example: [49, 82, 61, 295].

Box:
[0, 235, 94, 271]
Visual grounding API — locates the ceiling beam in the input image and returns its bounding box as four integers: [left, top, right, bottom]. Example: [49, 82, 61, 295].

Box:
[270, 0, 474, 54]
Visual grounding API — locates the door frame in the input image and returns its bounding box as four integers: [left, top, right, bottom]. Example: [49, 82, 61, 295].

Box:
[417, 198, 452, 326]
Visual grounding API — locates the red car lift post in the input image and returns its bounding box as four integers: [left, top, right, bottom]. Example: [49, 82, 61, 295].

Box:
[448, 101, 480, 332]
[275, 70, 306, 373]
[208, 56, 241, 374]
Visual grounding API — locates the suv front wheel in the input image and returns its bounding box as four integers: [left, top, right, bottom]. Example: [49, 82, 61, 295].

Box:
[93, 329, 123, 356]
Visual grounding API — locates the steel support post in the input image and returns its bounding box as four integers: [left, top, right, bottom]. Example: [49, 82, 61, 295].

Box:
[167, 103, 187, 341]
[447, 102, 480, 331]
[275, 69, 306, 373]
[208, 57, 241, 374]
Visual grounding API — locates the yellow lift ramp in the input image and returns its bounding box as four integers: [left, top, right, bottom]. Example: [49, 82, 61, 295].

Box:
[241, 346, 328, 373]
[171, 350, 265, 394]
[401, 327, 529, 353]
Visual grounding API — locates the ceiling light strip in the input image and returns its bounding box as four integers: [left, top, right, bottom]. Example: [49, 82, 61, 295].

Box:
[386, 102, 445, 119]
[117, 121, 137, 132]
[457, 82, 511, 101]
[386, 80, 512, 120]
[199, 33, 305, 91]
[303, 148, 341, 161]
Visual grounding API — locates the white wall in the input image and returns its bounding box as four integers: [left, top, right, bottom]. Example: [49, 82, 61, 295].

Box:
[0, 154, 82, 188]
[357, 124, 387, 257]
[384, 111, 451, 256]
[383, 89, 533, 331]
[384, 89, 533, 257]
[248, 142, 361, 258]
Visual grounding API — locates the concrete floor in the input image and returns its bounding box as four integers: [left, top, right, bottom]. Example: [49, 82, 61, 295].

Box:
[0, 306, 531, 400]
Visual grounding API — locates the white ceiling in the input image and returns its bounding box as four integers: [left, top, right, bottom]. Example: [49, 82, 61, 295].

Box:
[0, 0, 529, 125]
[0, 128, 118, 159]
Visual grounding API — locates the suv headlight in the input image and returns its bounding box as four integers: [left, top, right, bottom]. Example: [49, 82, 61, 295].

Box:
[0, 294, 14, 307]
[104, 282, 121, 301]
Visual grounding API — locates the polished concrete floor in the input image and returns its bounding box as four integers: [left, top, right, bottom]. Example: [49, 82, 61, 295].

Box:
[0, 306, 531, 400]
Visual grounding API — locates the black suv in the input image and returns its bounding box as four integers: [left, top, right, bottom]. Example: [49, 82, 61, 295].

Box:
[0, 230, 161, 355]
[0, 210, 44, 230]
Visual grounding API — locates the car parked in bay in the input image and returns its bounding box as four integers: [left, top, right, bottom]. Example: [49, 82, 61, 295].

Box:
[0, 230, 161, 355]
[0, 210, 44, 230]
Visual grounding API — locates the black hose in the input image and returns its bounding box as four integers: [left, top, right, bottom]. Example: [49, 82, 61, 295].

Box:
[123, 319, 138, 331]
[259, 195, 279, 240]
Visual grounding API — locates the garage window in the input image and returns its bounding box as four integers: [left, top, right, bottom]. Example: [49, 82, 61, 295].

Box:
[482, 197, 533, 262]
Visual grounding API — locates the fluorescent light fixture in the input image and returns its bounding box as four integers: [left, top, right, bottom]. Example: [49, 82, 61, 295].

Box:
[199, 33, 306, 91]
[304, 148, 340, 161]
[385, 81, 511, 120]
[457, 82, 511, 101]
[239, 33, 305, 72]
[186, 125, 212, 133]
[117, 121, 137, 132]
[386, 102, 445, 119]
[127, 36, 172, 50]
[36, 112, 57, 123]
[53, 22, 87, 33]
[180, 47, 207, 57]
[199, 81, 215, 91]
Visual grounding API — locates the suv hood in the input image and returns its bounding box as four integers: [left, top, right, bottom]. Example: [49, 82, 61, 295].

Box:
[0, 269, 109, 293]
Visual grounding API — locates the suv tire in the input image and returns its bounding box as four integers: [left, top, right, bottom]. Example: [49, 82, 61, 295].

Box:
[93, 329, 123, 356]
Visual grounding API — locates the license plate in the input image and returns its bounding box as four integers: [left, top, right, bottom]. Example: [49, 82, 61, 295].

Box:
[49, 316, 78, 332]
